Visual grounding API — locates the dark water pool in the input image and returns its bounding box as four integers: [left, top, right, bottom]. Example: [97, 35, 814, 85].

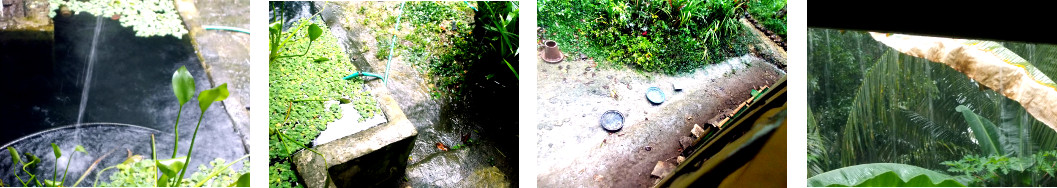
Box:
[0, 13, 246, 185]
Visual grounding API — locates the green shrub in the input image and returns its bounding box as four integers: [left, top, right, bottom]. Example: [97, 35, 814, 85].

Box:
[539, 0, 762, 74]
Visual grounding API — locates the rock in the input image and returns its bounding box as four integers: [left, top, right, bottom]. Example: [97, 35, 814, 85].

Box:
[691, 124, 705, 138]
[672, 82, 683, 91]
[651, 161, 677, 178]
[677, 156, 686, 164]
[679, 137, 694, 149]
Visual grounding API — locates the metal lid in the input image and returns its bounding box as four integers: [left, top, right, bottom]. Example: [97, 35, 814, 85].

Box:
[600, 110, 624, 132]
[646, 87, 665, 104]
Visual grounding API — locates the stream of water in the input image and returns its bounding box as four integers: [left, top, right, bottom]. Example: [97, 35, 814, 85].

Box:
[74, 16, 104, 144]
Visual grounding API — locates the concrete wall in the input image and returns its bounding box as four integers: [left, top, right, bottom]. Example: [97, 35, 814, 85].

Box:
[292, 86, 418, 188]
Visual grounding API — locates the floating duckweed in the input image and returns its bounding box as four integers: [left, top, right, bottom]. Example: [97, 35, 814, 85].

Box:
[48, 0, 189, 38]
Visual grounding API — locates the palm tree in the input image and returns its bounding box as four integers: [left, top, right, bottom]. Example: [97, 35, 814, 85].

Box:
[808, 30, 1057, 186]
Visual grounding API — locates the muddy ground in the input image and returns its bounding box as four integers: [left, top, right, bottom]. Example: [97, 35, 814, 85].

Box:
[536, 25, 786, 186]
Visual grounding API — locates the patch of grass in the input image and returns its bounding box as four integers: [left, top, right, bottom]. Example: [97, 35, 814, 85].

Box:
[539, 0, 757, 74]
[357, 2, 487, 100]
[747, 0, 787, 38]
[268, 18, 380, 188]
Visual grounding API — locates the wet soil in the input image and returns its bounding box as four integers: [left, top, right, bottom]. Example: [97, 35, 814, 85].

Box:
[536, 52, 784, 187]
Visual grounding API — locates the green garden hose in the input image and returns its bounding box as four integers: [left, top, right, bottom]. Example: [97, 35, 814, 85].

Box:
[203, 25, 250, 34]
[384, 2, 406, 86]
[343, 71, 385, 80]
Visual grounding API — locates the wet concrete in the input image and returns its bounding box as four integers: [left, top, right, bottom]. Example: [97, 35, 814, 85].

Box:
[536, 53, 785, 187]
[193, 0, 251, 153]
[0, 12, 246, 183]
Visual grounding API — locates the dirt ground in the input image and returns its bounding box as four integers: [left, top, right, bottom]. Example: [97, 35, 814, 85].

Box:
[536, 52, 785, 186]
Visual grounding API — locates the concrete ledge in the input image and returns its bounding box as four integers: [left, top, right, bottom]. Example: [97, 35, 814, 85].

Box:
[293, 86, 418, 188]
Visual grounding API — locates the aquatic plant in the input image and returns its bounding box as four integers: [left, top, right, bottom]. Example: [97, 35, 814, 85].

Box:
[268, 6, 325, 63]
[268, 10, 379, 187]
[47, 0, 189, 38]
[98, 156, 249, 187]
[6, 144, 86, 187]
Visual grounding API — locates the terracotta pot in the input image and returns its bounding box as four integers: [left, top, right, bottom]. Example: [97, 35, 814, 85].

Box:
[542, 40, 564, 63]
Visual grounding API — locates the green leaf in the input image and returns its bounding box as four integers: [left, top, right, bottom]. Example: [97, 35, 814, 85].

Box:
[157, 174, 171, 187]
[74, 145, 86, 153]
[50, 143, 60, 159]
[269, 22, 281, 34]
[807, 163, 965, 187]
[172, 66, 196, 105]
[957, 105, 1004, 156]
[198, 83, 230, 112]
[308, 23, 323, 41]
[7, 147, 20, 165]
[156, 157, 187, 178]
[44, 179, 60, 187]
[232, 173, 250, 187]
[314, 57, 329, 62]
[24, 152, 40, 168]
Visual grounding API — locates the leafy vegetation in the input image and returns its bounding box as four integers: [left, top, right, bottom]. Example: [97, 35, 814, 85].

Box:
[807, 28, 1057, 186]
[6, 145, 86, 187]
[5, 66, 247, 187]
[807, 163, 965, 187]
[47, 0, 188, 38]
[746, 0, 786, 39]
[99, 157, 249, 187]
[358, 1, 519, 100]
[538, 0, 777, 74]
[942, 150, 1057, 186]
[268, 6, 381, 186]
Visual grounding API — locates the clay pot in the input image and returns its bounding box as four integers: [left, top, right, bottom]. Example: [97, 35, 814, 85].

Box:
[542, 40, 564, 63]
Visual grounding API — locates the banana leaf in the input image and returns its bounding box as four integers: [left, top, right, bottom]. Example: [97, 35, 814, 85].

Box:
[871, 32, 1057, 131]
[807, 163, 965, 187]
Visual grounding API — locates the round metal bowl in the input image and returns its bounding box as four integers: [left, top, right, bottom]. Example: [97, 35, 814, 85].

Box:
[600, 110, 624, 132]
[646, 87, 665, 104]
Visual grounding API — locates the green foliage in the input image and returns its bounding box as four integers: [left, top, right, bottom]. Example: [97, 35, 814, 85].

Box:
[268, 161, 300, 188]
[359, 1, 518, 100]
[156, 157, 187, 178]
[808, 28, 1057, 187]
[269, 5, 327, 63]
[307, 23, 323, 41]
[171, 66, 195, 106]
[941, 150, 1057, 186]
[7, 147, 21, 166]
[6, 144, 86, 187]
[956, 105, 1003, 156]
[539, 0, 759, 74]
[477, 1, 520, 79]
[197, 83, 230, 113]
[268, 18, 380, 188]
[807, 163, 965, 187]
[746, 0, 786, 38]
[47, 0, 188, 38]
[100, 158, 249, 187]
[232, 173, 250, 187]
